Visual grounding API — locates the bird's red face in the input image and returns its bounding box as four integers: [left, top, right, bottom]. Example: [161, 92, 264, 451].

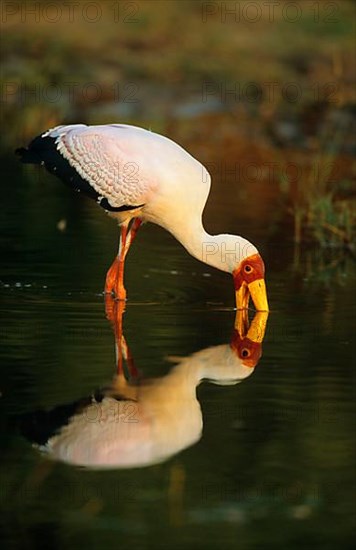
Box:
[233, 254, 269, 311]
[230, 333, 262, 368]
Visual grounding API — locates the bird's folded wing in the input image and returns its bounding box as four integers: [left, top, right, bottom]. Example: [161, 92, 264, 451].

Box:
[47, 125, 151, 209]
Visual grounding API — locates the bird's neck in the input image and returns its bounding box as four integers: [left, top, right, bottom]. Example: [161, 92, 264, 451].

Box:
[166, 218, 257, 274]
[164, 345, 254, 390]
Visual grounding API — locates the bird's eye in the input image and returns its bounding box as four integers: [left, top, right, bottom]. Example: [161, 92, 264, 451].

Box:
[244, 265, 253, 273]
[241, 348, 250, 358]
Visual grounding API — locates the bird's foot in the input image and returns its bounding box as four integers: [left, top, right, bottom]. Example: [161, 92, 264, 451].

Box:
[105, 293, 126, 324]
[105, 257, 126, 300]
[104, 288, 127, 300]
[115, 286, 127, 301]
[105, 259, 119, 291]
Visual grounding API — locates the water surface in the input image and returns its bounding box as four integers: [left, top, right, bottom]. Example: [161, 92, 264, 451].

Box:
[1, 158, 355, 549]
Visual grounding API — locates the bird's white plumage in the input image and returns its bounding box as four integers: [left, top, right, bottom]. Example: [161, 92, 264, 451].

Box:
[43, 124, 210, 211]
[38, 123, 259, 272]
[41, 343, 254, 468]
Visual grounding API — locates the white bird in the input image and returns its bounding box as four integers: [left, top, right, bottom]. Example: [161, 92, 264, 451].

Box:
[16, 124, 269, 310]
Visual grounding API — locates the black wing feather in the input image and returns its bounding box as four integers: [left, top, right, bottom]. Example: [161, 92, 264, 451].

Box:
[16, 135, 144, 213]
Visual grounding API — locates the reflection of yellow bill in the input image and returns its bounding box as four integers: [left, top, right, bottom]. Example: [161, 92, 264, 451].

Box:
[235, 311, 269, 343]
[234, 309, 249, 338]
[247, 312, 269, 343]
[235, 279, 269, 312]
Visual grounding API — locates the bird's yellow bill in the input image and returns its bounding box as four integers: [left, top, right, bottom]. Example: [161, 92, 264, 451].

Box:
[236, 279, 269, 312]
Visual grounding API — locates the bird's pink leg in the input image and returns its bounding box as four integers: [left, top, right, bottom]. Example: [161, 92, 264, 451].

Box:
[123, 218, 142, 256]
[105, 218, 142, 300]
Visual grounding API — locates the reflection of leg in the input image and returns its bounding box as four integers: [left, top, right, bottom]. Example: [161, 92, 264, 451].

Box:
[105, 293, 126, 324]
[105, 294, 126, 374]
[105, 295, 139, 378]
[105, 222, 129, 299]
[121, 335, 139, 379]
[168, 463, 186, 527]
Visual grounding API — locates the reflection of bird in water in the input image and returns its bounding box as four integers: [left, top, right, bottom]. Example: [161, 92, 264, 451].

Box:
[16, 124, 268, 311]
[22, 301, 268, 469]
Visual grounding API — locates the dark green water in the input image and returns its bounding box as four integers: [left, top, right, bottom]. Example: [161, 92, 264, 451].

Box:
[1, 158, 355, 549]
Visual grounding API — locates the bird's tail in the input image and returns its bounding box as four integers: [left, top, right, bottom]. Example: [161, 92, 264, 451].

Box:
[15, 143, 42, 164]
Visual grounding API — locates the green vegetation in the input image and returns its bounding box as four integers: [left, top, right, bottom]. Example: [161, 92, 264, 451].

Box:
[279, 109, 355, 249]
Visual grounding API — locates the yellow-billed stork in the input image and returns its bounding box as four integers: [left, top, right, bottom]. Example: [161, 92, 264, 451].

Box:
[16, 124, 269, 310]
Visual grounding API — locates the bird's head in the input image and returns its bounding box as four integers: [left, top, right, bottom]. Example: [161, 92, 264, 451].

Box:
[232, 250, 269, 312]
[200, 234, 269, 311]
